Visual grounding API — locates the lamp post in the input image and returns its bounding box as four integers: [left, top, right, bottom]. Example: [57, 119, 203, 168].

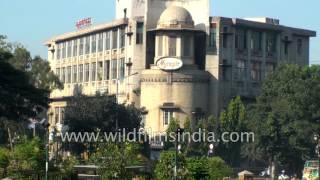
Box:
[208, 143, 214, 157]
[314, 134, 320, 180]
[174, 128, 184, 180]
[43, 121, 50, 180]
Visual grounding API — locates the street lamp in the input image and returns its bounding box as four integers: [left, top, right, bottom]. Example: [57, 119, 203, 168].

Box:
[42, 120, 50, 180]
[314, 134, 320, 180]
[174, 128, 184, 180]
[177, 144, 182, 154]
[208, 143, 214, 157]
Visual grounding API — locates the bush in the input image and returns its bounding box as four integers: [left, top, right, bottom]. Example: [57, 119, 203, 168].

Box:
[89, 142, 144, 179]
[9, 137, 45, 174]
[187, 156, 232, 179]
[0, 147, 10, 178]
[154, 151, 189, 180]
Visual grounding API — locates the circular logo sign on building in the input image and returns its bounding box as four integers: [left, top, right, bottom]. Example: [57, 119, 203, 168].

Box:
[156, 57, 183, 71]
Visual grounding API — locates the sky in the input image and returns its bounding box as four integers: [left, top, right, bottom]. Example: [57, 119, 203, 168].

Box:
[0, 0, 319, 64]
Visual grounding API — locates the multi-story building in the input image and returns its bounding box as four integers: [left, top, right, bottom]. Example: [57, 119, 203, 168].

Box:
[45, 0, 316, 134]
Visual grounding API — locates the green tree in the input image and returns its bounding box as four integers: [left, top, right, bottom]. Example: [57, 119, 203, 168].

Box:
[0, 49, 49, 121]
[64, 93, 142, 156]
[186, 156, 232, 179]
[28, 56, 62, 91]
[247, 64, 320, 178]
[1, 35, 62, 91]
[218, 96, 247, 167]
[64, 94, 141, 133]
[188, 116, 218, 156]
[0, 35, 59, 144]
[60, 155, 79, 178]
[0, 148, 10, 178]
[89, 142, 145, 179]
[10, 137, 46, 172]
[164, 118, 180, 150]
[154, 151, 189, 180]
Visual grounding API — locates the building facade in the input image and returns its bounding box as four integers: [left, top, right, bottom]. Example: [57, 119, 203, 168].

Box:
[45, 0, 316, 134]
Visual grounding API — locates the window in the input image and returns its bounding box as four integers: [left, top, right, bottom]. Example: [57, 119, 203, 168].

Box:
[119, 58, 125, 80]
[266, 33, 277, 53]
[72, 65, 77, 83]
[251, 61, 261, 81]
[297, 39, 302, 55]
[79, 38, 84, 55]
[209, 25, 217, 48]
[91, 63, 96, 81]
[84, 64, 89, 82]
[222, 27, 228, 48]
[79, 64, 83, 82]
[67, 41, 72, 58]
[104, 60, 110, 80]
[168, 36, 177, 56]
[56, 43, 61, 60]
[105, 32, 111, 50]
[60, 107, 65, 124]
[266, 62, 276, 75]
[111, 59, 117, 79]
[112, 29, 118, 49]
[56, 68, 60, 80]
[98, 33, 103, 52]
[284, 36, 289, 55]
[236, 59, 246, 81]
[158, 36, 163, 56]
[222, 59, 228, 80]
[251, 31, 263, 51]
[61, 67, 65, 83]
[73, 39, 78, 57]
[85, 36, 90, 54]
[183, 36, 192, 57]
[54, 107, 59, 125]
[235, 29, 247, 50]
[163, 109, 173, 126]
[136, 22, 144, 44]
[91, 35, 96, 53]
[67, 66, 71, 83]
[120, 27, 126, 48]
[62, 42, 66, 59]
[98, 62, 103, 81]
[141, 114, 146, 126]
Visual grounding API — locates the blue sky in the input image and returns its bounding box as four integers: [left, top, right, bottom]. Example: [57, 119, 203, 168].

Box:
[0, 0, 319, 64]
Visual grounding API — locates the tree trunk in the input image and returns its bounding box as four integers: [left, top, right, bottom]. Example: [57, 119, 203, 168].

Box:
[270, 156, 278, 180]
[7, 128, 13, 150]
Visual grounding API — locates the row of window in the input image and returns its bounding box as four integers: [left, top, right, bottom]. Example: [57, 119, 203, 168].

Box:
[56, 28, 125, 60]
[55, 59, 125, 84]
[209, 27, 304, 55]
[235, 59, 276, 81]
[55, 22, 144, 60]
[157, 35, 193, 57]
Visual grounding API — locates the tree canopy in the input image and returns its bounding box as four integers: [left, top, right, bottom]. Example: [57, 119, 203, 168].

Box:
[246, 64, 320, 177]
[64, 94, 142, 133]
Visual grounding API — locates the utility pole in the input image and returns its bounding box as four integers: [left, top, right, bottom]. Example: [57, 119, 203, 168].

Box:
[314, 134, 320, 180]
[174, 128, 183, 180]
[116, 79, 119, 131]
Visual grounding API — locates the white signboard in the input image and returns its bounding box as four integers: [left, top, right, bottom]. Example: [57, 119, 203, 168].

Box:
[156, 57, 183, 71]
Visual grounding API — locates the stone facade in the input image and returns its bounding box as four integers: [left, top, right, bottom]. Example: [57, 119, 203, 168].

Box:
[45, 0, 316, 134]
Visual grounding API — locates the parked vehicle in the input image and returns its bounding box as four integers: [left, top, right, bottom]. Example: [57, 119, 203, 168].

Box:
[302, 160, 319, 180]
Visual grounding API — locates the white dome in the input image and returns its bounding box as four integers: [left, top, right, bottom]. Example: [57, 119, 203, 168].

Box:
[157, 6, 194, 29]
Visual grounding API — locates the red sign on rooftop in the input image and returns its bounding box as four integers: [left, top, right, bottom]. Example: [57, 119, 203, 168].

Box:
[76, 18, 92, 30]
